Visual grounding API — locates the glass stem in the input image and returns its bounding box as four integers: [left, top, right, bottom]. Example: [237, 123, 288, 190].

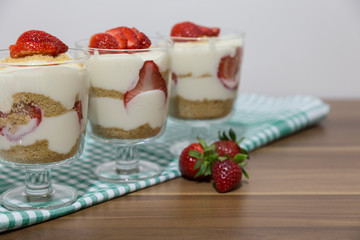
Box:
[115, 144, 139, 174]
[25, 168, 53, 199]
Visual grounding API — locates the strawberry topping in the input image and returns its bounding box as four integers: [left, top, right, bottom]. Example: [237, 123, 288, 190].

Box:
[89, 33, 119, 49]
[90, 26, 152, 50]
[9, 30, 68, 58]
[217, 47, 242, 90]
[105, 28, 128, 49]
[123, 60, 167, 108]
[131, 27, 151, 49]
[170, 21, 220, 39]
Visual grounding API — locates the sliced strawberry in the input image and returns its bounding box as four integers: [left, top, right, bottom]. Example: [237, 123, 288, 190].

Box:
[73, 101, 82, 124]
[123, 60, 167, 108]
[170, 21, 204, 38]
[217, 47, 242, 90]
[9, 30, 68, 58]
[89, 33, 119, 50]
[105, 27, 128, 49]
[198, 26, 220, 37]
[131, 27, 151, 49]
[172, 72, 178, 85]
[121, 27, 140, 49]
[0, 102, 42, 142]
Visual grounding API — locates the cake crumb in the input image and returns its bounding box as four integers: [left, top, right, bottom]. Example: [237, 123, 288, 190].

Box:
[0, 53, 72, 64]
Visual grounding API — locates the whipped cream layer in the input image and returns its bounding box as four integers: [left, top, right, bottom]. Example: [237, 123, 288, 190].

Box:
[0, 55, 89, 154]
[0, 112, 81, 154]
[89, 50, 170, 92]
[88, 50, 171, 131]
[89, 90, 167, 130]
[172, 36, 243, 101]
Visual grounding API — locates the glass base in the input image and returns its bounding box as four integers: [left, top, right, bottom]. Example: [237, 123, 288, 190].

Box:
[95, 160, 161, 183]
[0, 184, 77, 211]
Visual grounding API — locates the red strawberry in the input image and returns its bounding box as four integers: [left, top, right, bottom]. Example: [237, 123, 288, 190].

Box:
[73, 101, 82, 124]
[9, 30, 68, 58]
[131, 27, 151, 49]
[120, 27, 140, 49]
[170, 21, 204, 38]
[105, 28, 128, 49]
[198, 25, 220, 37]
[212, 159, 242, 193]
[217, 47, 242, 90]
[178, 138, 216, 180]
[123, 60, 167, 107]
[179, 143, 206, 180]
[214, 140, 241, 158]
[89, 33, 119, 49]
[0, 101, 42, 141]
[172, 72, 178, 85]
[214, 129, 249, 158]
[106, 27, 140, 49]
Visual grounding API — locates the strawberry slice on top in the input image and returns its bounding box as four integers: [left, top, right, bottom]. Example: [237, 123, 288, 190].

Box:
[123, 61, 167, 108]
[105, 26, 151, 49]
[89, 33, 119, 49]
[217, 47, 242, 90]
[170, 21, 220, 40]
[9, 30, 68, 58]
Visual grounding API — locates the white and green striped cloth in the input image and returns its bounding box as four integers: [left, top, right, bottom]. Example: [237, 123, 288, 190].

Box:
[0, 94, 330, 232]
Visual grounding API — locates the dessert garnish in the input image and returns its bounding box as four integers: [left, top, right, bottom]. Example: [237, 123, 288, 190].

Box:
[9, 30, 68, 58]
[170, 21, 220, 38]
[217, 48, 242, 90]
[123, 60, 167, 108]
[178, 129, 249, 193]
[89, 27, 151, 50]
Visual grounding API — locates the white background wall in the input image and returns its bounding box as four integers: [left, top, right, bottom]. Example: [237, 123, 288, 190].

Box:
[1, 0, 359, 99]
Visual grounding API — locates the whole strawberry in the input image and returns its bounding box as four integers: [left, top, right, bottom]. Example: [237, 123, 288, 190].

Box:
[212, 159, 242, 193]
[213, 129, 249, 158]
[212, 154, 249, 193]
[179, 138, 216, 181]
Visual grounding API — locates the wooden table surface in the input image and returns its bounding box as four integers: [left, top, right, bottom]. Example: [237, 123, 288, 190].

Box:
[1, 100, 360, 240]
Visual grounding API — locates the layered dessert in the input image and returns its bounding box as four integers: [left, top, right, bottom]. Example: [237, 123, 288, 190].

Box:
[78, 27, 171, 140]
[0, 30, 89, 164]
[169, 21, 244, 120]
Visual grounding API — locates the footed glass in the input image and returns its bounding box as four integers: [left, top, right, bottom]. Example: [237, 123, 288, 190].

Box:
[0, 49, 90, 210]
[168, 30, 245, 153]
[75, 37, 173, 183]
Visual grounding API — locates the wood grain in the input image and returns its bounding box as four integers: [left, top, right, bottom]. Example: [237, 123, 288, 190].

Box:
[1, 100, 360, 240]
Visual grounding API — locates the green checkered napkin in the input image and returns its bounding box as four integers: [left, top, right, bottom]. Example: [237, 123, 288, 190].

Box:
[0, 94, 330, 232]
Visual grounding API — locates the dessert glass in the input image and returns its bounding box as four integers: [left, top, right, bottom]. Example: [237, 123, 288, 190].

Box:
[0, 49, 90, 210]
[169, 31, 245, 149]
[75, 37, 172, 183]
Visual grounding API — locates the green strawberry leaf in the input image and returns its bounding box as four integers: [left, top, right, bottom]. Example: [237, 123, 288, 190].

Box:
[229, 128, 237, 142]
[188, 150, 202, 159]
[193, 159, 204, 170]
[197, 137, 208, 149]
[241, 167, 249, 179]
[239, 162, 247, 167]
[194, 161, 210, 178]
[232, 153, 248, 163]
[237, 137, 245, 145]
